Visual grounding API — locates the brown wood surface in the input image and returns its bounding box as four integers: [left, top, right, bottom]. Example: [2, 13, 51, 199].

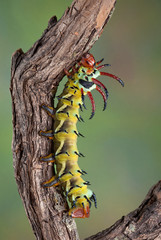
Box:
[10, 0, 161, 239]
[10, 1, 116, 239]
[85, 181, 161, 240]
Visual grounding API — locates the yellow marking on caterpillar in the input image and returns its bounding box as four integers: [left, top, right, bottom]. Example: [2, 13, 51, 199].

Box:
[40, 53, 124, 218]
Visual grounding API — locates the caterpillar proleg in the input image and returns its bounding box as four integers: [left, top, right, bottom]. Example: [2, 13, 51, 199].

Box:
[39, 53, 124, 218]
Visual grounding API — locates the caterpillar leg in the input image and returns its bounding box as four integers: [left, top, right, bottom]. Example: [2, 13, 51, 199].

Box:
[64, 68, 72, 76]
[64, 68, 76, 76]
[41, 103, 55, 118]
[39, 130, 54, 140]
[42, 171, 74, 188]
[42, 176, 59, 187]
[40, 153, 55, 163]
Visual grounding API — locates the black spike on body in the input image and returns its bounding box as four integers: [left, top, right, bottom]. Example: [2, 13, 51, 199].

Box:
[82, 202, 85, 209]
[59, 172, 66, 177]
[56, 129, 68, 134]
[75, 184, 82, 188]
[79, 103, 83, 112]
[57, 111, 69, 117]
[79, 115, 84, 122]
[67, 185, 80, 196]
[81, 170, 87, 175]
[74, 130, 85, 138]
[78, 132, 85, 137]
[65, 151, 70, 156]
[77, 169, 87, 175]
[84, 195, 92, 208]
[56, 151, 70, 156]
[57, 96, 74, 106]
[74, 130, 79, 136]
[74, 151, 80, 157]
[68, 186, 74, 193]
[75, 196, 80, 200]
[68, 171, 74, 176]
[75, 114, 81, 122]
[75, 114, 84, 122]
[83, 181, 91, 186]
[90, 193, 97, 208]
[79, 152, 85, 157]
[74, 151, 85, 157]
[83, 102, 87, 109]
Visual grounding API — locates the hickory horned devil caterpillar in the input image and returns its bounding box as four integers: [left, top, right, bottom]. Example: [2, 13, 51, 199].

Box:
[39, 53, 124, 218]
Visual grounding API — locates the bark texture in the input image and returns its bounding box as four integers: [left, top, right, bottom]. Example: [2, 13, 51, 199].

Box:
[85, 181, 161, 240]
[10, 1, 116, 240]
[10, 0, 161, 239]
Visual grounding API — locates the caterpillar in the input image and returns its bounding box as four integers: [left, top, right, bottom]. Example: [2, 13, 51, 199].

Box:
[39, 53, 124, 218]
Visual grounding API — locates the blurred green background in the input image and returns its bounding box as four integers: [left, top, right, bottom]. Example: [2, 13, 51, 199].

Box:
[0, 0, 161, 239]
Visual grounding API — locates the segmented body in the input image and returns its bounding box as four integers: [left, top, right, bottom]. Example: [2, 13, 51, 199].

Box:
[40, 53, 124, 218]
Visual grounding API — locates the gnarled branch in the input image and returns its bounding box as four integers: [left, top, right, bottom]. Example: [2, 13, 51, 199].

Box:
[10, 0, 161, 239]
[85, 180, 161, 240]
[10, 1, 116, 239]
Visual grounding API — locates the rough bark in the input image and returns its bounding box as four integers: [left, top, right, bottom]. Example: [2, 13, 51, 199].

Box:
[10, 0, 161, 239]
[85, 180, 161, 240]
[10, 1, 116, 240]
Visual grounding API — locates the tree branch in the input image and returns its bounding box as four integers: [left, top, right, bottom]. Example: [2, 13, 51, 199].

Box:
[11, 1, 161, 239]
[85, 180, 161, 240]
[10, 1, 116, 239]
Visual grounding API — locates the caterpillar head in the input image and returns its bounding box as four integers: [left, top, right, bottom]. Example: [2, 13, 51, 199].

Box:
[80, 53, 95, 68]
[78, 53, 124, 119]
